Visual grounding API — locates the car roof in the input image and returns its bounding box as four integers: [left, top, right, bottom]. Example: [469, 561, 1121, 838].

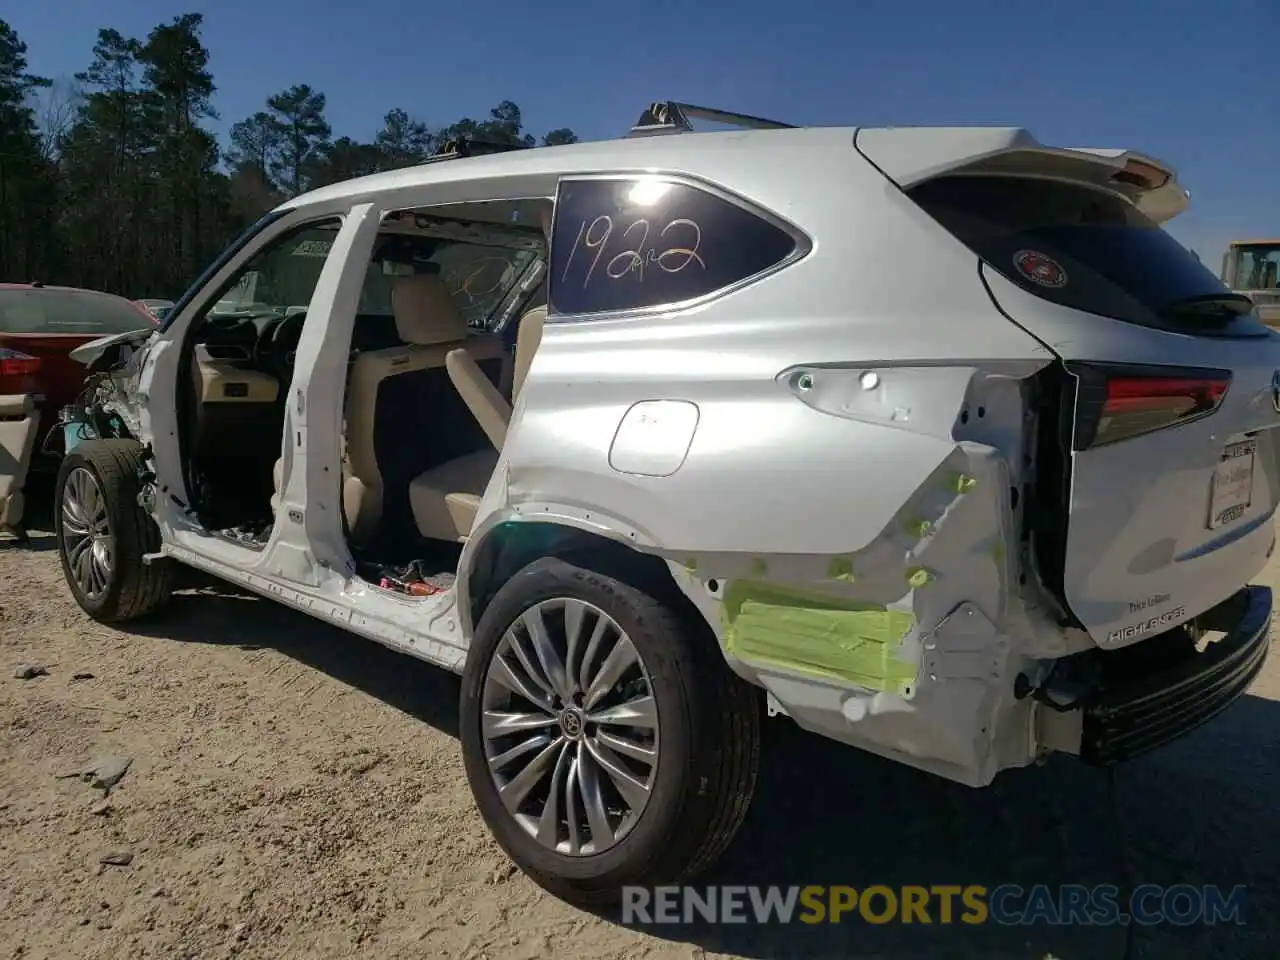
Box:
[0, 282, 133, 301]
[280, 125, 862, 212]
[278, 122, 1184, 224]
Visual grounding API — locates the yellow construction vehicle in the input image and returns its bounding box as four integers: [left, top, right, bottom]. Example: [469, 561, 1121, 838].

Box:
[1221, 239, 1280, 326]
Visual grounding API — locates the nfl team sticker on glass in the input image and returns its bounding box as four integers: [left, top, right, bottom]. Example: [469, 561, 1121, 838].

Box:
[1012, 249, 1068, 288]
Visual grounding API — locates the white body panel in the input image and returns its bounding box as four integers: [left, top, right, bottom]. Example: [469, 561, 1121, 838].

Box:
[75, 121, 1270, 790]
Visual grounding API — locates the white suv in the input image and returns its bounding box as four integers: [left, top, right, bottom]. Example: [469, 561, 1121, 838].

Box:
[50, 103, 1276, 905]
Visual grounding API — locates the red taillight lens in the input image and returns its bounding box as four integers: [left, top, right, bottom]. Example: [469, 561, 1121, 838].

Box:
[0, 348, 41, 378]
[1071, 363, 1230, 449]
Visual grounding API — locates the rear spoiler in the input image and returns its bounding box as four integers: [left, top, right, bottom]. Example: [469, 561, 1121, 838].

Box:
[854, 127, 1189, 224]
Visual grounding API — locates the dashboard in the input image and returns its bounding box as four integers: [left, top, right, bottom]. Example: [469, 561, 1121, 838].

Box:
[193, 311, 409, 404]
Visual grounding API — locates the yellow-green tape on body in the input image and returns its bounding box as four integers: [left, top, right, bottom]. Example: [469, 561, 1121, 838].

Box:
[720, 580, 916, 693]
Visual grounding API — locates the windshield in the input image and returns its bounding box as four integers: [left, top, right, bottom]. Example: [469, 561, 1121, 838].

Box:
[363, 235, 540, 329]
[213, 226, 539, 332]
[0, 288, 154, 335]
[1228, 244, 1280, 291]
[910, 176, 1256, 335]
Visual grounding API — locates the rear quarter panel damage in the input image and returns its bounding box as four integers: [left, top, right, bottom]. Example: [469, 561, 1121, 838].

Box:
[484, 354, 1053, 785]
[462, 137, 1065, 784]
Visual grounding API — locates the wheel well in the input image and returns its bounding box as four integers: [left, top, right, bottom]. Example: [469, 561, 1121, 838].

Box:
[465, 522, 686, 632]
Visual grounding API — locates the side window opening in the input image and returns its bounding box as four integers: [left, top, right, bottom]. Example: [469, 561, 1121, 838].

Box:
[547, 176, 805, 318]
[339, 202, 549, 569]
[178, 217, 344, 535]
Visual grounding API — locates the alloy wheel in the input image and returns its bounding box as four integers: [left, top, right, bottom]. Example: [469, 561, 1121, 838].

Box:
[61, 466, 114, 599]
[480, 597, 659, 856]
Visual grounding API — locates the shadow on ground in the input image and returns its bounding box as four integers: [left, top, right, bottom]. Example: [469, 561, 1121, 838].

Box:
[122, 584, 1277, 960]
[10, 478, 1277, 959]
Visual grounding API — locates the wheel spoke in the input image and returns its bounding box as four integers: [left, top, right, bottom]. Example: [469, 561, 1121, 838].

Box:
[482, 710, 557, 738]
[487, 731, 555, 772]
[589, 695, 657, 730]
[503, 629, 557, 702]
[593, 729, 657, 766]
[61, 503, 89, 536]
[562, 600, 588, 695]
[88, 550, 105, 594]
[497, 737, 563, 814]
[521, 604, 572, 701]
[536, 742, 573, 848]
[584, 635, 640, 710]
[74, 543, 93, 590]
[563, 754, 583, 855]
[91, 541, 112, 593]
[577, 615, 610, 695]
[488, 649, 553, 711]
[66, 534, 92, 568]
[585, 737, 652, 810]
[575, 742, 617, 852]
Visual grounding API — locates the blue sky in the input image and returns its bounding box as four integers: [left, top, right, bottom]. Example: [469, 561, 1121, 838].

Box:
[8, 0, 1278, 265]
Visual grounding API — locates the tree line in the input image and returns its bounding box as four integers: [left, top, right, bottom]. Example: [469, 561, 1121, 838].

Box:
[0, 13, 577, 299]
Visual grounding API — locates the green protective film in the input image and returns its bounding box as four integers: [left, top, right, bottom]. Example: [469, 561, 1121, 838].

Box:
[720, 579, 916, 693]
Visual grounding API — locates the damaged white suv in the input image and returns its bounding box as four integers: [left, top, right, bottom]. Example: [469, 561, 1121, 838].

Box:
[52, 102, 1276, 905]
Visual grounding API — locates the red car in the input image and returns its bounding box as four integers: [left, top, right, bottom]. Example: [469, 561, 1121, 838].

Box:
[0, 282, 157, 462]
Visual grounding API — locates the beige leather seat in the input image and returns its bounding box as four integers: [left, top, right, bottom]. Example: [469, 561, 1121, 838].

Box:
[444, 305, 546, 451]
[268, 275, 503, 539]
[412, 306, 545, 542]
[0, 395, 40, 535]
[269, 457, 284, 517]
[341, 273, 502, 542]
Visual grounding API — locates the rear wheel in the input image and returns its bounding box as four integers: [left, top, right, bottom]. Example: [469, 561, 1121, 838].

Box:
[459, 556, 761, 906]
[56, 440, 173, 623]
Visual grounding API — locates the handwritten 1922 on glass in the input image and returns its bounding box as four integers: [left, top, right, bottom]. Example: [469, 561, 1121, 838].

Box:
[560, 214, 705, 288]
[548, 177, 802, 317]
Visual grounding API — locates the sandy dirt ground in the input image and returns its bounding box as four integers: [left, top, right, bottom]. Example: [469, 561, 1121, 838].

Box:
[2, 484, 1278, 960]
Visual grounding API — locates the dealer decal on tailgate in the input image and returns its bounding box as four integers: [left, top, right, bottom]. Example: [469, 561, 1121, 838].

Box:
[1107, 606, 1187, 644]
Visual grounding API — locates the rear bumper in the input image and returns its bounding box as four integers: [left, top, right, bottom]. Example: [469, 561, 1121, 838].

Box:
[1079, 585, 1271, 765]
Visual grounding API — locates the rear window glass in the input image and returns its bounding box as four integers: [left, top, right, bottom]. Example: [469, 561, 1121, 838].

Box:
[0, 288, 153, 335]
[548, 177, 802, 317]
[909, 176, 1259, 335]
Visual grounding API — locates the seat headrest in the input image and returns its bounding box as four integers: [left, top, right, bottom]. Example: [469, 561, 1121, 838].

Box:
[391, 274, 469, 345]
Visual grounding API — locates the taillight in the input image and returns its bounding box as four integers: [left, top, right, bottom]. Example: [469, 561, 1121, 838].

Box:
[1069, 362, 1230, 450]
[0, 347, 41, 378]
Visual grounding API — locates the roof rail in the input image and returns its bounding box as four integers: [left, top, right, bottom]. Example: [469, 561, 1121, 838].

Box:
[626, 101, 794, 138]
[421, 137, 530, 165]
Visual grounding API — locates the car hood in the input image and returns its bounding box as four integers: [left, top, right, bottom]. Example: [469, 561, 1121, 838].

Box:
[67, 327, 156, 367]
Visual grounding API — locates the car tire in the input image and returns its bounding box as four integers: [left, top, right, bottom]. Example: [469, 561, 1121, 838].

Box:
[460, 555, 761, 906]
[55, 439, 174, 624]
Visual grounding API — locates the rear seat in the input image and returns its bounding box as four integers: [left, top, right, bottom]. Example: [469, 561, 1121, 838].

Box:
[270, 275, 503, 547]
[415, 305, 547, 541]
[342, 274, 502, 544]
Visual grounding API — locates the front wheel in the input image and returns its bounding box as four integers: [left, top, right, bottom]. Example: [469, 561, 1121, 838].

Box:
[459, 556, 761, 906]
[55, 439, 173, 623]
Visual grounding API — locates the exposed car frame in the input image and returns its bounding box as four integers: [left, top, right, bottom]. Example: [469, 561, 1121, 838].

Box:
[46, 105, 1275, 904]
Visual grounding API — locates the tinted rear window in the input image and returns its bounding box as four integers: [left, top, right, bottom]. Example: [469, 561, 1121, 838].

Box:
[909, 176, 1260, 335]
[0, 289, 152, 335]
[548, 177, 802, 317]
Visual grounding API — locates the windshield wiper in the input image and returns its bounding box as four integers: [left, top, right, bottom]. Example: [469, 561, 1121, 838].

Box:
[1159, 292, 1256, 326]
